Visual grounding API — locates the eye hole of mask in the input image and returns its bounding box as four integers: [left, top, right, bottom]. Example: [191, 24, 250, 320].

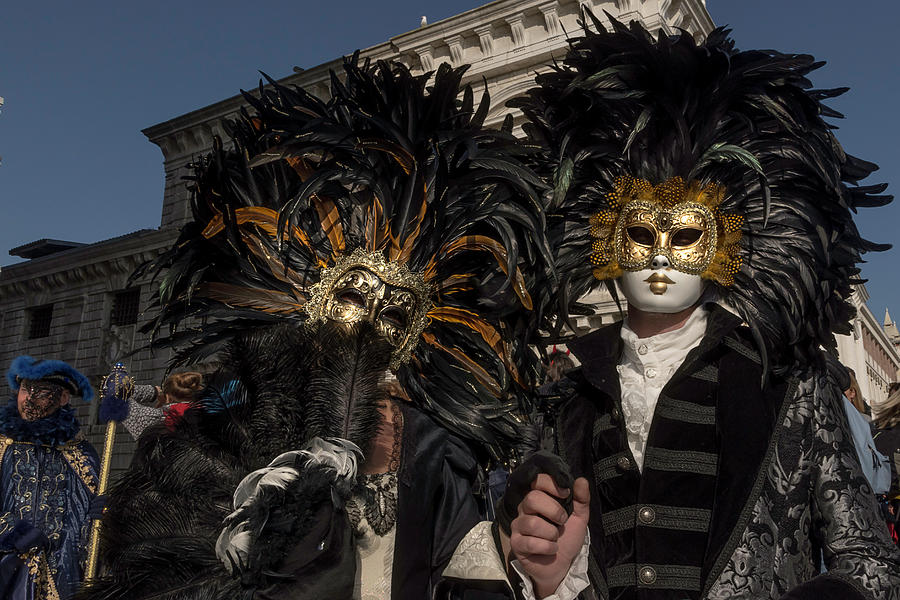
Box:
[671, 228, 703, 247]
[626, 226, 655, 246]
[24, 383, 61, 402]
[337, 289, 367, 308]
[380, 307, 408, 329]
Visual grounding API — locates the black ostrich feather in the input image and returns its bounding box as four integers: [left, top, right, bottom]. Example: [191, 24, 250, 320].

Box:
[300, 322, 391, 457]
[511, 11, 891, 376]
[79, 323, 389, 599]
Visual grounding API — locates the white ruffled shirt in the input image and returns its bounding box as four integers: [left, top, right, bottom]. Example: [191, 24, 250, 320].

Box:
[617, 306, 709, 471]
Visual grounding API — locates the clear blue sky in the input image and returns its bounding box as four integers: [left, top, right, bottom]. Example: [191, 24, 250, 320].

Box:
[1, 1, 897, 321]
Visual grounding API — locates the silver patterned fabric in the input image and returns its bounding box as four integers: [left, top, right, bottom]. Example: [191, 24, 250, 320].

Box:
[707, 372, 900, 599]
[121, 385, 164, 440]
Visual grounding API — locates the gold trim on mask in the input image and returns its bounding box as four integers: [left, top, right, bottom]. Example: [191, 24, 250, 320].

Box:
[305, 249, 432, 368]
[589, 176, 743, 286]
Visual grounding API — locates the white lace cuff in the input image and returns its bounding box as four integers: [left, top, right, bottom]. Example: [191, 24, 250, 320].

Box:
[442, 521, 510, 583]
[511, 530, 591, 600]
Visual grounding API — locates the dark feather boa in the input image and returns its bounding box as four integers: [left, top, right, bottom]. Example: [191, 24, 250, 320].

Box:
[0, 397, 80, 446]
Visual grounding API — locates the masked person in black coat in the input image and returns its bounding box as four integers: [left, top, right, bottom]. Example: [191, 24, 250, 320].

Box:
[79, 56, 552, 600]
[439, 14, 900, 600]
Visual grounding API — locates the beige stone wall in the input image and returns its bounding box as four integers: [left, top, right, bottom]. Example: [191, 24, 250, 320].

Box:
[835, 285, 900, 412]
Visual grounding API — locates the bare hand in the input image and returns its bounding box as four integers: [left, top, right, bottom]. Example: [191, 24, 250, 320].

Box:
[509, 475, 589, 598]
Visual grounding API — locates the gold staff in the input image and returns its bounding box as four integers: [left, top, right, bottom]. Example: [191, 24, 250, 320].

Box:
[85, 362, 133, 580]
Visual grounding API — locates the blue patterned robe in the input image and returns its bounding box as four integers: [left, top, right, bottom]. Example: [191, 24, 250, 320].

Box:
[0, 400, 100, 600]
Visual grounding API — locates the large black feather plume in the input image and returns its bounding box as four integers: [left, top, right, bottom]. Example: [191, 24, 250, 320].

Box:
[133, 55, 554, 466]
[511, 12, 892, 376]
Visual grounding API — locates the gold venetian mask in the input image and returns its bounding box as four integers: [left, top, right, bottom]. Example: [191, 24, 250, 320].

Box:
[590, 176, 743, 286]
[615, 201, 716, 274]
[306, 249, 431, 367]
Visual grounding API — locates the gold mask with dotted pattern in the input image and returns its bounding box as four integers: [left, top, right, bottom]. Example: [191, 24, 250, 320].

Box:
[589, 176, 743, 286]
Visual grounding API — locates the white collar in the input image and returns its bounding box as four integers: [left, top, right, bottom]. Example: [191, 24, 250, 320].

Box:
[620, 304, 709, 365]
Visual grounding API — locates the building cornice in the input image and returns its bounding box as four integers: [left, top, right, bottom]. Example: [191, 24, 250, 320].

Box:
[140, 56, 350, 161]
[0, 229, 177, 298]
[142, 0, 713, 165]
[675, 0, 715, 33]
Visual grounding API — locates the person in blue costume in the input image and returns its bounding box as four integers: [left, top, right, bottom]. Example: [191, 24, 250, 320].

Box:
[0, 356, 100, 600]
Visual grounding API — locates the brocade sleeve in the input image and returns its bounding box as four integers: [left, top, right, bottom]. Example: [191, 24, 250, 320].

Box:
[802, 374, 900, 600]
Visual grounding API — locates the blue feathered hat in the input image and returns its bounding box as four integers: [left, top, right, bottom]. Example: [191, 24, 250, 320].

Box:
[6, 355, 94, 402]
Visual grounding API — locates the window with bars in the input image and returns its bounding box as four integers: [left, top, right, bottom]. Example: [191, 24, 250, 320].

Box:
[28, 304, 53, 339]
[111, 288, 141, 326]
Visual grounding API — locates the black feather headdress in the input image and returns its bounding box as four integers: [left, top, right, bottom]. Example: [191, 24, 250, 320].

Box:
[511, 13, 891, 375]
[136, 55, 552, 464]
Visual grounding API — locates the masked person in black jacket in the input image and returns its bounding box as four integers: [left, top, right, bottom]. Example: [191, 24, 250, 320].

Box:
[79, 56, 553, 600]
[439, 14, 900, 600]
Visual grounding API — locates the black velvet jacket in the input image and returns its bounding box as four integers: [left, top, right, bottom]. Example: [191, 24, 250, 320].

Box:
[392, 402, 483, 597]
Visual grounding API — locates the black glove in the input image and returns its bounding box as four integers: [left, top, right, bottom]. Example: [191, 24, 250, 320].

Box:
[495, 450, 574, 536]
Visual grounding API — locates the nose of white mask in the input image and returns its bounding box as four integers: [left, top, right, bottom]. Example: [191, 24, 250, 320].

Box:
[619, 255, 705, 313]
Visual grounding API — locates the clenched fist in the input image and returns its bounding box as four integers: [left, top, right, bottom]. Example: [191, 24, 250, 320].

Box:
[495, 451, 590, 599]
[510, 474, 589, 598]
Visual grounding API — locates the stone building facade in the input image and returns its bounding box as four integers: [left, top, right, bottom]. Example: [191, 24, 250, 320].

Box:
[835, 284, 900, 413]
[146, 0, 714, 232]
[0, 229, 176, 472]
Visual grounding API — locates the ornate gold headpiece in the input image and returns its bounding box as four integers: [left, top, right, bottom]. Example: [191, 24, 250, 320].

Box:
[589, 176, 743, 285]
[305, 248, 432, 368]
